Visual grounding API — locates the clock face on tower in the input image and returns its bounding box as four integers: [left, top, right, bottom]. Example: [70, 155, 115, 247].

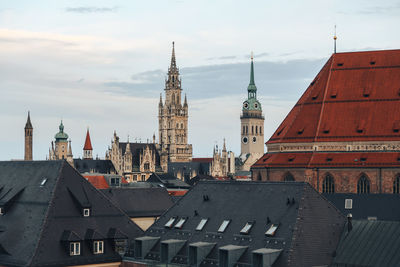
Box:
[242, 136, 248, 144]
[243, 102, 249, 109]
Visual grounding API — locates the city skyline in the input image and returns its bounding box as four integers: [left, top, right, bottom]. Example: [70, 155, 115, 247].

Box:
[1, 0, 399, 160]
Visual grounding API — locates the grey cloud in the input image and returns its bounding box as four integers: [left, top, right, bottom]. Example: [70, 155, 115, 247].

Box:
[0, 37, 76, 47]
[65, 7, 118, 13]
[339, 3, 400, 15]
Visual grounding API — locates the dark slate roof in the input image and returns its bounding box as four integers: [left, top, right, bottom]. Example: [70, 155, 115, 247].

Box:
[100, 188, 174, 217]
[133, 181, 345, 267]
[187, 174, 215, 186]
[73, 159, 116, 174]
[323, 193, 400, 221]
[147, 173, 190, 189]
[0, 160, 143, 267]
[331, 220, 400, 267]
[168, 161, 211, 177]
[118, 143, 161, 169]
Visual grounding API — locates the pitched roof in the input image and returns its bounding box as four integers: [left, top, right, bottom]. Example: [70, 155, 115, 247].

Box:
[253, 151, 400, 168]
[73, 159, 116, 174]
[100, 188, 174, 217]
[83, 175, 110, 189]
[133, 181, 345, 267]
[323, 193, 400, 221]
[332, 220, 400, 266]
[192, 158, 213, 163]
[147, 173, 190, 189]
[83, 129, 93, 150]
[0, 160, 143, 266]
[268, 49, 400, 144]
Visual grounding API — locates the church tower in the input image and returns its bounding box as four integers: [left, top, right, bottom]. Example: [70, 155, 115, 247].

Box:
[158, 42, 192, 170]
[24, 111, 33, 160]
[83, 128, 93, 160]
[53, 121, 69, 160]
[240, 54, 265, 170]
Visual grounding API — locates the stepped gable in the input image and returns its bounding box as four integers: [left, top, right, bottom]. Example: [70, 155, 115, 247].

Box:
[268, 49, 400, 144]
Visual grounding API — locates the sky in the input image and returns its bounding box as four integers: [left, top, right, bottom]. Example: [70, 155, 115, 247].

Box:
[0, 0, 399, 160]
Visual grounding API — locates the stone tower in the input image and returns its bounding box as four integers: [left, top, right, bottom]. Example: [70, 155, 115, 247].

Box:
[158, 42, 192, 171]
[53, 121, 69, 160]
[24, 111, 33, 160]
[240, 54, 265, 170]
[83, 128, 93, 160]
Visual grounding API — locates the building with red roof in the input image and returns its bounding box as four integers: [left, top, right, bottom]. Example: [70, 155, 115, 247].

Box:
[252, 49, 400, 194]
[83, 128, 93, 159]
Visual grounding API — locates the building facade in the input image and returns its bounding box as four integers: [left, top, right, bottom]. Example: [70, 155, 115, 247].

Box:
[239, 55, 265, 171]
[106, 131, 163, 182]
[158, 42, 192, 171]
[252, 49, 400, 194]
[210, 140, 235, 177]
[24, 112, 33, 160]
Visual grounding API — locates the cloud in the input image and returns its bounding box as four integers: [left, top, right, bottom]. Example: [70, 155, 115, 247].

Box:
[65, 7, 119, 13]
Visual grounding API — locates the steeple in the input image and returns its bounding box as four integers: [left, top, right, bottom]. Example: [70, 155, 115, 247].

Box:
[184, 94, 188, 107]
[247, 52, 257, 95]
[25, 111, 33, 129]
[159, 93, 163, 107]
[24, 111, 33, 160]
[223, 138, 227, 152]
[83, 128, 93, 160]
[170, 41, 177, 71]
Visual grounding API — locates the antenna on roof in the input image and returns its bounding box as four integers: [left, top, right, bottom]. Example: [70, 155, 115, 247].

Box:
[333, 25, 337, 54]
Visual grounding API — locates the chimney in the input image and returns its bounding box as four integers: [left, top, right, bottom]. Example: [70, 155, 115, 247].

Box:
[347, 213, 353, 233]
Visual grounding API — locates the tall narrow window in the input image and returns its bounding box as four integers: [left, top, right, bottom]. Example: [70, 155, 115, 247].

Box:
[252, 126, 254, 134]
[93, 241, 104, 254]
[322, 174, 335, 193]
[256, 126, 258, 134]
[70, 242, 81, 256]
[357, 175, 370, 194]
[394, 175, 400, 194]
[243, 126, 245, 135]
[284, 172, 295, 181]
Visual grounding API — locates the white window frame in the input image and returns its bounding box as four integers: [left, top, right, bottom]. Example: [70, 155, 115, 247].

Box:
[70, 242, 81, 256]
[196, 218, 208, 231]
[240, 222, 254, 234]
[0, 207, 4, 215]
[265, 224, 279, 236]
[165, 217, 176, 228]
[93, 240, 104, 254]
[218, 220, 231, 233]
[174, 218, 187, 229]
[83, 208, 90, 217]
[345, 199, 353, 209]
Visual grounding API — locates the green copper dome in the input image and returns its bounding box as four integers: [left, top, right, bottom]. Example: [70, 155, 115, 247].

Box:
[55, 120, 68, 142]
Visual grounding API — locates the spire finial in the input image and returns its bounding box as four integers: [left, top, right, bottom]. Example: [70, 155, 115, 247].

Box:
[248, 52, 256, 87]
[333, 25, 337, 54]
[251, 51, 254, 60]
[25, 111, 33, 128]
[170, 41, 176, 69]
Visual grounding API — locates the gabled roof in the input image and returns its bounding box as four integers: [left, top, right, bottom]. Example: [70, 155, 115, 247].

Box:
[187, 174, 215, 186]
[0, 160, 143, 266]
[134, 181, 345, 267]
[83, 175, 110, 189]
[147, 173, 190, 189]
[268, 49, 400, 144]
[324, 193, 400, 221]
[253, 151, 400, 168]
[100, 188, 174, 217]
[332, 220, 400, 267]
[83, 129, 93, 150]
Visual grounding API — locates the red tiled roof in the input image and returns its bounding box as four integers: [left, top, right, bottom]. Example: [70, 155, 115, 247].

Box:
[83, 175, 109, 189]
[192, 158, 213, 163]
[253, 152, 400, 168]
[268, 49, 400, 144]
[83, 129, 93, 150]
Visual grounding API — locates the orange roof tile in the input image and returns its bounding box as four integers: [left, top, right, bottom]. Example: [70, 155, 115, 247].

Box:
[83, 129, 93, 150]
[83, 175, 109, 189]
[268, 49, 400, 144]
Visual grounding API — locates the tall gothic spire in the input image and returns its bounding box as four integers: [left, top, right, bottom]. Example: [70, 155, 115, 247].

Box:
[25, 111, 33, 129]
[247, 52, 257, 93]
[170, 41, 177, 71]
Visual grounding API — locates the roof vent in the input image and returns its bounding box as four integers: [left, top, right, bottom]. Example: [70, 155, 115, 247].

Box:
[326, 158, 333, 162]
[370, 61, 375, 65]
[297, 127, 304, 135]
[276, 126, 285, 136]
[337, 63, 344, 66]
[360, 157, 367, 162]
[393, 121, 399, 133]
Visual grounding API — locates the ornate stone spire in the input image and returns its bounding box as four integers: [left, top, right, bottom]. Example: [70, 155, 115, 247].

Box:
[170, 41, 177, 71]
[25, 111, 33, 129]
[184, 93, 188, 106]
[24, 111, 33, 160]
[159, 93, 163, 106]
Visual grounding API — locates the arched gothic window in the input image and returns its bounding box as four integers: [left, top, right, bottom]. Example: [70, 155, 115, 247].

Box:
[284, 172, 295, 181]
[357, 175, 370, 194]
[394, 175, 400, 194]
[256, 126, 258, 134]
[322, 174, 335, 193]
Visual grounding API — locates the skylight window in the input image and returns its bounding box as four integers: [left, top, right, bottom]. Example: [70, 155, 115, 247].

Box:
[83, 208, 90, 217]
[165, 217, 176, 228]
[218, 220, 231, 233]
[40, 178, 47, 186]
[265, 224, 279, 236]
[0, 207, 4, 215]
[345, 199, 353, 209]
[196, 218, 208, 231]
[240, 222, 254, 234]
[174, 218, 187, 229]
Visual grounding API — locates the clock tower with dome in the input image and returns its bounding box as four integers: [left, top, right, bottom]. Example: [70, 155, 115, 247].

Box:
[240, 54, 265, 171]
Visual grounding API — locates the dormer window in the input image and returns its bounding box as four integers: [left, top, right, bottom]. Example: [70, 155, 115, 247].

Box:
[0, 207, 4, 215]
[93, 241, 104, 254]
[240, 221, 254, 234]
[174, 218, 187, 229]
[218, 220, 231, 233]
[83, 208, 90, 217]
[165, 217, 176, 228]
[70, 242, 81, 256]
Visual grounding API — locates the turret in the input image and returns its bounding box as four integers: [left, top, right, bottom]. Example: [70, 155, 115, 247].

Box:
[24, 111, 33, 160]
[83, 128, 93, 160]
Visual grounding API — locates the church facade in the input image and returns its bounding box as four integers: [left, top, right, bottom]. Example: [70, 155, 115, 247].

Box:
[48, 121, 74, 166]
[158, 42, 192, 171]
[252, 49, 400, 194]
